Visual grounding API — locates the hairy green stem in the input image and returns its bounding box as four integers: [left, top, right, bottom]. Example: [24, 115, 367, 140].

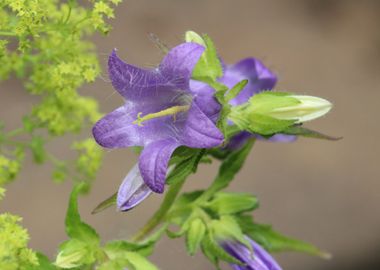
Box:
[132, 178, 186, 242]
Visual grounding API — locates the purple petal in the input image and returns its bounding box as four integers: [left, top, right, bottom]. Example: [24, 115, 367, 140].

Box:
[256, 133, 297, 143]
[222, 237, 282, 270]
[93, 98, 190, 148]
[221, 58, 277, 106]
[117, 164, 152, 211]
[180, 102, 224, 148]
[227, 132, 296, 150]
[159, 43, 205, 90]
[189, 80, 221, 122]
[108, 50, 177, 101]
[139, 138, 180, 193]
[248, 239, 282, 270]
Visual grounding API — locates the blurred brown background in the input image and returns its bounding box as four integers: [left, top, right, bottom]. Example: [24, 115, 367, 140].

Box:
[1, 0, 380, 269]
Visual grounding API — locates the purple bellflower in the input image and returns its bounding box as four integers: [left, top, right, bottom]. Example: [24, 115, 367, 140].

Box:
[191, 57, 296, 149]
[93, 43, 224, 193]
[222, 237, 282, 270]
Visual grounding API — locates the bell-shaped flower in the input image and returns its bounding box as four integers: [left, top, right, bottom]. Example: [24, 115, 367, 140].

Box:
[93, 43, 224, 193]
[221, 236, 282, 270]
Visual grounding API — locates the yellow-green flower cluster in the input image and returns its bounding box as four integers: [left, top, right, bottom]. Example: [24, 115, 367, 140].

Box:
[0, 213, 38, 270]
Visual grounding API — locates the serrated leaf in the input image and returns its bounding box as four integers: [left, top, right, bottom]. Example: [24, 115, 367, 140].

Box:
[283, 125, 342, 141]
[186, 218, 206, 256]
[242, 221, 331, 259]
[91, 192, 117, 214]
[207, 192, 259, 215]
[65, 183, 99, 244]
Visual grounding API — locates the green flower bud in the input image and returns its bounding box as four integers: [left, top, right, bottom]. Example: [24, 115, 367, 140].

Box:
[229, 92, 332, 135]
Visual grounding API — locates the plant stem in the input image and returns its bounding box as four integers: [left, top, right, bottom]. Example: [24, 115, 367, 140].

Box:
[132, 178, 186, 242]
[0, 31, 16, 36]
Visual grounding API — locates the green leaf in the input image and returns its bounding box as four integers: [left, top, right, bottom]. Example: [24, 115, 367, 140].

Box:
[283, 125, 342, 141]
[65, 183, 100, 244]
[240, 219, 331, 259]
[26, 253, 57, 270]
[124, 252, 158, 270]
[207, 192, 259, 215]
[91, 192, 117, 214]
[186, 31, 223, 82]
[186, 218, 206, 256]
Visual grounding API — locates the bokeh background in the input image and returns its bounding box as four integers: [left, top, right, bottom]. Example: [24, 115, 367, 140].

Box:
[1, 0, 380, 269]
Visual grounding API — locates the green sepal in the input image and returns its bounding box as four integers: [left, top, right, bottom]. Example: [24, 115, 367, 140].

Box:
[185, 31, 223, 82]
[201, 240, 221, 270]
[237, 216, 331, 259]
[210, 216, 249, 248]
[229, 91, 298, 135]
[283, 125, 342, 141]
[201, 232, 242, 265]
[166, 149, 205, 185]
[91, 192, 117, 214]
[207, 192, 259, 215]
[186, 218, 206, 256]
[225, 79, 248, 102]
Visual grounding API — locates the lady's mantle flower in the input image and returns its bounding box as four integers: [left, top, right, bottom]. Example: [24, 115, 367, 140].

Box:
[222, 237, 282, 270]
[93, 43, 224, 193]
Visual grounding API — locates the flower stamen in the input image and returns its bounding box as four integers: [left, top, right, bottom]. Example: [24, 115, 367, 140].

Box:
[133, 105, 190, 126]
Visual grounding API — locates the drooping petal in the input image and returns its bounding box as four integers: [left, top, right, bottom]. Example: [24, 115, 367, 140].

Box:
[222, 58, 277, 106]
[159, 42, 205, 90]
[138, 138, 180, 193]
[179, 102, 224, 148]
[117, 164, 152, 211]
[108, 50, 178, 101]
